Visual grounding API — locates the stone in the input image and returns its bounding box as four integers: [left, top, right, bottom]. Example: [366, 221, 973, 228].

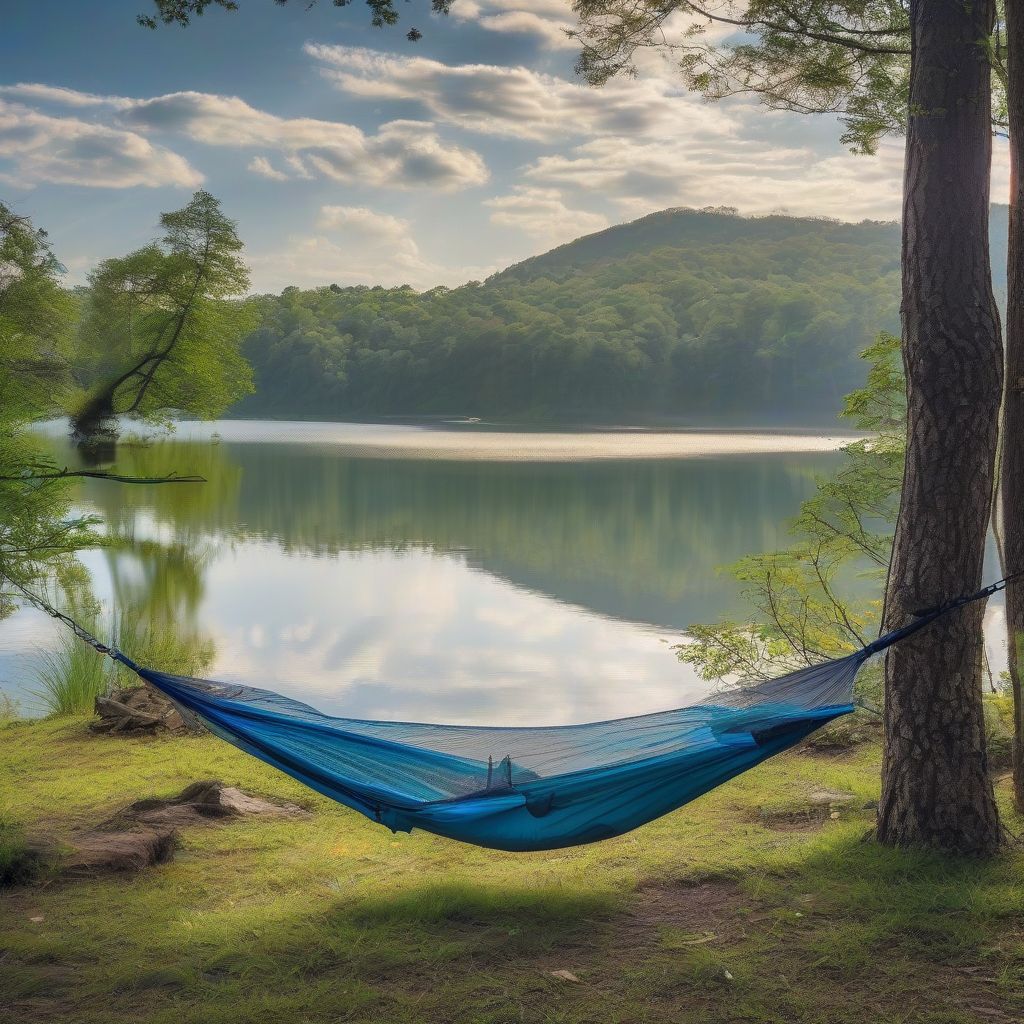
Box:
[105, 780, 306, 829]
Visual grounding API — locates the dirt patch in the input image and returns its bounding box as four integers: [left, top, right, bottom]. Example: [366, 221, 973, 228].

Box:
[797, 740, 861, 759]
[748, 788, 857, 832]
[797, 720, 881, 757]
[102, 780, 307, 829]
[752, 806, 832, 831]
[13, 782, 306, 884]
[628, 880, 754, 941]
[62, 828, 177, 876]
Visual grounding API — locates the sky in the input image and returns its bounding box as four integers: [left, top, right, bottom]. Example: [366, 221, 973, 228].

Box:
[0, 0, 1009, 294]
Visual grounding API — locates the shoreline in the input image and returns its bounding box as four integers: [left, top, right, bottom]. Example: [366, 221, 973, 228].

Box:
[32, 418, 861, 462]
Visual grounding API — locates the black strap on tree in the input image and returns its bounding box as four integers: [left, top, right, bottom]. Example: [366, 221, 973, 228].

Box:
[861, 570, 1024, 658]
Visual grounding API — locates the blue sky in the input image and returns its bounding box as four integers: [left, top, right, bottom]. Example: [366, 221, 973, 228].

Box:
[1, 0, 984, 293]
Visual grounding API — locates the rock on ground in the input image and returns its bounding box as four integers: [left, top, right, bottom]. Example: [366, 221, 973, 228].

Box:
[104, 780, 307, 829]
[9, 782, 306, 884]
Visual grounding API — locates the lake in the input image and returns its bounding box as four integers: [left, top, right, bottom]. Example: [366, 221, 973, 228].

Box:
[2, 420, 1005, 723]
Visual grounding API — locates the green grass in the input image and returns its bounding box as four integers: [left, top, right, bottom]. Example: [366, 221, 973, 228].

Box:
[2, 718, 1024, 1023]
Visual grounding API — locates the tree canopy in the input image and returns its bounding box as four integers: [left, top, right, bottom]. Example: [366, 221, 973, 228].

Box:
[0, 207, 91, 610]
[573, 1, 1010, 154]
[137, 0, 451, 41]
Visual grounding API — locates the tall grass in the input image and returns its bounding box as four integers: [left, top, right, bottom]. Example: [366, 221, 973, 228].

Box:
[34, 632, 112, 716]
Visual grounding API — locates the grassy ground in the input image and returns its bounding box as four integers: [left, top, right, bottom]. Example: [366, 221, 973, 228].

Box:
[2, 715, 1024, 1024]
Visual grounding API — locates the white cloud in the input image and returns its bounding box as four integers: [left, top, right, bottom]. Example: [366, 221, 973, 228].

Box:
[2, 85, 489, 192]
[0, 99, 202, 189]
[307, 44, 718, 142]
[304, 119, 488, 191]
[284, 154, 313, 179]
[452, 0, 579, 49]
[317, 204, 419, 256]
[248, 155, 290, 181]
[0, 82, 131, 108]
[118, 91, 489, 190]
[485, 187, 608, 242]
[476, 11, 577, 49]
[247, 204, 499, 292]
[526, 131, 907, 221]
[120, 90, 366, 149]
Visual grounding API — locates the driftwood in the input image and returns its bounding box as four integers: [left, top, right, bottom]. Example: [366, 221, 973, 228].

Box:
[91, 684, 188, 736]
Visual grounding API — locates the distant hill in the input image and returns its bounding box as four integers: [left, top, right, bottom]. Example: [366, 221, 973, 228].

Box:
[235, 205, 1007, 425]
[496, 207, 901, 283]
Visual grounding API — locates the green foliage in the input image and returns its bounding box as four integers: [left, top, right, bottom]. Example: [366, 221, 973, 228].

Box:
[137, 0, 451, 42]
[0, 204, 76, 422]
[573, 1, 1007, 155]
[32, 579, 216, 716]
[679, 332, 904, 684]
[33, 630, 110, 717]
[985, 685, 1016, 769]
[238, 209, 903, 421]
[0, 206, 96, 616]
[74, 191, 256, 438]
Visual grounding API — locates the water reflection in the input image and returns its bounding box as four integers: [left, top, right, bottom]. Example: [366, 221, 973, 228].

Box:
[80, 440, 837, 631]
[3, 426, 848, 722]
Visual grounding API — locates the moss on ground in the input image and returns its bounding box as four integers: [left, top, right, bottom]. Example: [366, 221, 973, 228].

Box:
[2, 715, 1023, 1023]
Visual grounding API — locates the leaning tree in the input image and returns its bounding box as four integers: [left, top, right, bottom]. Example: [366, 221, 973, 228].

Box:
[72, 191, 256, 454]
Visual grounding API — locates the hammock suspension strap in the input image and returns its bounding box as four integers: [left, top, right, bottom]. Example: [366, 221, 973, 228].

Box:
[860, 570, 1024, 658]
[0, 575, 138, 671]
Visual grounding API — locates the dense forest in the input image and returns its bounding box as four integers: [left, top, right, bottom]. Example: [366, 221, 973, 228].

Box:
[233, 206, 975, 423]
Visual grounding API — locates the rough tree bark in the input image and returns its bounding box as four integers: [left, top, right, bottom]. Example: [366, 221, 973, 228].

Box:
[877, 0, 1003, 856]
[1003, 0, 1024, 814]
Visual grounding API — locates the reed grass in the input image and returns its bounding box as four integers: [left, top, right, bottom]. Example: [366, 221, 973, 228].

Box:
[32, 602, 214, 716]
[33, 630, 111, 716]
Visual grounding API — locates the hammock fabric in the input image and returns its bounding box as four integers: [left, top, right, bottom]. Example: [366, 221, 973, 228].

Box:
[13, 576, 1010, 852]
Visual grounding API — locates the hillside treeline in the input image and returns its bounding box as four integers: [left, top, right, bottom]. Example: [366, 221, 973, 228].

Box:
[235, 209, 909, 423]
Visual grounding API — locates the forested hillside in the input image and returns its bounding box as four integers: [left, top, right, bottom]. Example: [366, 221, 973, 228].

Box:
[233, 206, 1005, 423]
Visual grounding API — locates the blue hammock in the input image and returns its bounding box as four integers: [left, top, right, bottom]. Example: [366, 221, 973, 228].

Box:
[13, 578, 1008, 852]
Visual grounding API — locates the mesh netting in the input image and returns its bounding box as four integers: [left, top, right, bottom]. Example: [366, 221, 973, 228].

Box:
[142, 652, 863, 806]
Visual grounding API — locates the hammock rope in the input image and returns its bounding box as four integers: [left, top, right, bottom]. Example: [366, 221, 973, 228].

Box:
[4, 572, 1016, 852]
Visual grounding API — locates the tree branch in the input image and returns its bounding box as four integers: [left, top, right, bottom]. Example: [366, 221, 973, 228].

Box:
[1, 468, 206, 484]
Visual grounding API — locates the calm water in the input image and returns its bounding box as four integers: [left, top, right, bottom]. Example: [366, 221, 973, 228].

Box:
[0, 419, 954, 723]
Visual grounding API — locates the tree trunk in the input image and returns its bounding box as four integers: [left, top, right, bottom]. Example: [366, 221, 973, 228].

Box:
[1003, 0, 1024, 814]
[877, 0, 1003, 856]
